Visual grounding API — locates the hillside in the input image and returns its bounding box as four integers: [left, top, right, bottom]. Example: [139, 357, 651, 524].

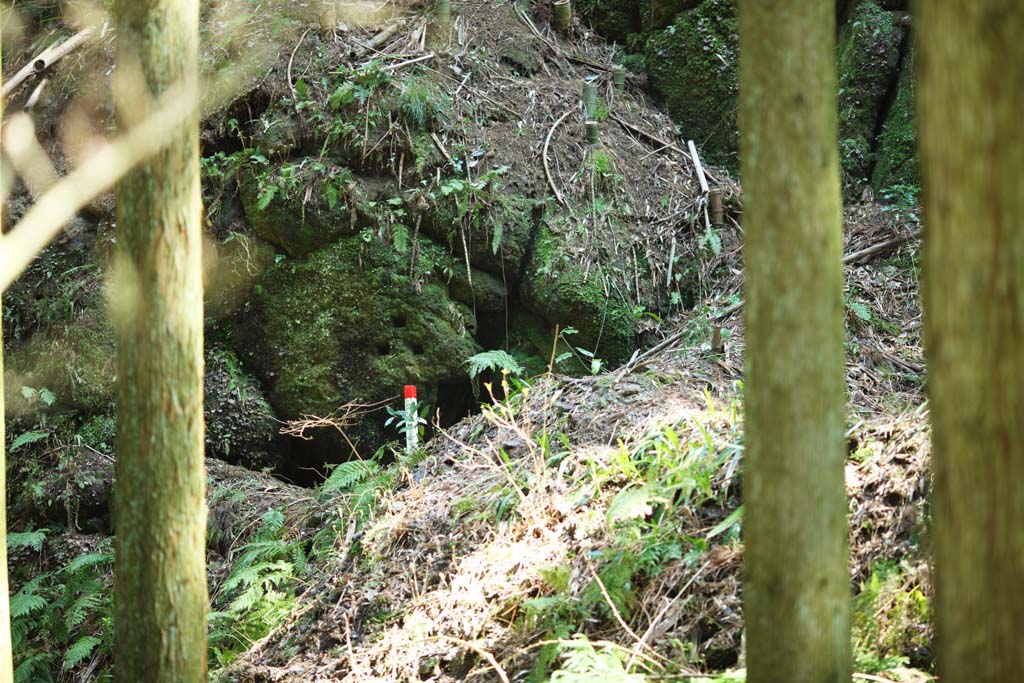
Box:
[2, 0, 931, 681]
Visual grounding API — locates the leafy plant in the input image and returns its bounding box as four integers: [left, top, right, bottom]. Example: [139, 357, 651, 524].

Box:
[466, 349, 525, 381]
[208, 508, 308, 668]
[9, 535, 114, 683]
[548, 636, 645, 683]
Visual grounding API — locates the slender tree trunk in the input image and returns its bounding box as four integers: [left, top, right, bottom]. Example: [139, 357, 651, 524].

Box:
[0, 55, 15, 683]
[738, 2, 851, 681]
[111, 0, 207, 680]
[917, 3, 1024, 681]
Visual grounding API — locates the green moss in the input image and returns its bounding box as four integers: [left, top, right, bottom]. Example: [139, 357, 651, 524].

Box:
[448, 267, 508, 315]
[233, 235, 481, 442]
[205, 348, 279, 469]
[519, 227, 637, 370]
[426, 187, 538, 280]
[645, 0, 740, 170]
[872, 46, 917, 192]
[6, 306, 116, 415]
[836, 0, 903, 191]
[238, 162, 363, 257]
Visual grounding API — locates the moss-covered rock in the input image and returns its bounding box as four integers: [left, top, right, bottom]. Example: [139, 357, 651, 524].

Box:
[872, 45, 917, 192]
[205, 232, 278, 318]
[645, 0, 739, 170]
[205, 347, 280, 470]
[448, 266, 508, 317]
[238, 162, 371, 257]
[519, 227, 637, 370]
[233, 234, 481, 453]
[5, 306, 116, 416]
[836, 0, 904, 194]
[425, 190, 538, 281]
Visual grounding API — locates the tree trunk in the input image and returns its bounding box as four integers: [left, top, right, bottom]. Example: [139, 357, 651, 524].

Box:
[737, 1, 851, 681]
[917, 3, 1024, 681]
[0, 56, 15, 683]
[111, 0, 207, 680]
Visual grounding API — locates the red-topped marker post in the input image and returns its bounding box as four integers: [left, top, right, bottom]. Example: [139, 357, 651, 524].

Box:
[404, 385, 418, 454]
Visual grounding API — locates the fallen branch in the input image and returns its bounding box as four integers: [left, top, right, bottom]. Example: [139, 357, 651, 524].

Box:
[277, 397, 396, 459]
[842, 230, 920, 264]
[709, 230, 921, 322]
[543, 109, 573, 207]
[688, 139, 710, 194]
[2, 26, 96, 101]
[382, 52, 435, 72]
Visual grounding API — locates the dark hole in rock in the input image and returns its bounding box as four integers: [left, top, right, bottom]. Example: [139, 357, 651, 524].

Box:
[435, 379, 477, 428]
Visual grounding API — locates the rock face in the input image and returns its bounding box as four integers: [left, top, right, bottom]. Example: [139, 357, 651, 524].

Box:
[232, 235, 482, 453]
[585, 0, 917, 194]
[519, 227, 637, 369]
[872, 44, 917, 191]
[837, 0, 904, 195]
[645, 0, 740, 170]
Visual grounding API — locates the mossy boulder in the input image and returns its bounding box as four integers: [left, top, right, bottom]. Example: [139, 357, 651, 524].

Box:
[5, 306, 116, 416]
[204, 347, 280, 470]
[448, 266, 508, 317]
[238, 162, 371, 257]
[836, 0, 904, 195]
[232, 234, 481, 453]
[425, 191, 538, 281]
[645, 0, 739, 170]
[519, 227, 637, 371]
[872, 46, 917, 192]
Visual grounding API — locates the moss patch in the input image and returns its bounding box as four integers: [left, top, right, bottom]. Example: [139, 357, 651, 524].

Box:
[872, 45, 917, 192]
[519, 227, 637, 370]
[238, 161, 366, 257]
[233, 235, 481, 451]
[645, 0, 739, 170]
[836, 0, 904, 194]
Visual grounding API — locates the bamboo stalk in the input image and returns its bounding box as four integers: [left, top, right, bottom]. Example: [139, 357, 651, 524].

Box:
[2, 27, 95, 100]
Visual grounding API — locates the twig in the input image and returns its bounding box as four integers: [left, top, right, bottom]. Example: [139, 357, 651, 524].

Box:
[2, 26, 96, 100]
[585, 560, 668, 664]
[429, 131, 453, 164]
[287, 27, 312, 110]
[853, 674, 906, 683]
[543, 109, 573, 207]
[23, 78, 48, 111]
[627, 561, 711, 671]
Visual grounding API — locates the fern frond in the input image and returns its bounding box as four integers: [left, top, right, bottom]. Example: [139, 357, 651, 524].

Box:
[65, 552, 113, 574]
[8, 530, 47, 552]
[62, 635, 100, 671]
[321, 460, 378, 494]
[466, 349, 524, 380]
[10, 593, 47, 620]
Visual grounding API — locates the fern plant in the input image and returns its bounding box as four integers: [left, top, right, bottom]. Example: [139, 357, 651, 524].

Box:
[466, 349, 525, 381]
[9, 533, 114, 683]
[208, 508, 309, 668]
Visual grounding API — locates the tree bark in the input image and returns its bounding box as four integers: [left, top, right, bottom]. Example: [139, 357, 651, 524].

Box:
[738, 1, 851, 681]
[111, 0, 207, 680]
[917, 3, 1024, 681]
[0, 53, 15, 683]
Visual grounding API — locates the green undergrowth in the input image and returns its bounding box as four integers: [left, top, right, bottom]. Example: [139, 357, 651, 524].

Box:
[515, 389, 745, 680]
